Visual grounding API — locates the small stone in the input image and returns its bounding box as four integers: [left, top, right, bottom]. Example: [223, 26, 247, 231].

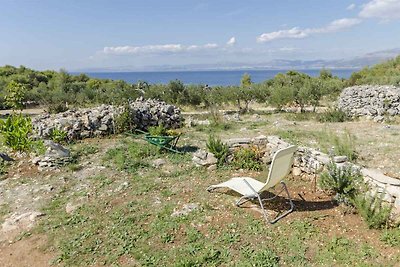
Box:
[333, 156, 348, 163]
[207, 164, 217, 171]
[292, 167, 302, 176]
[171, 203, 199, 217]
[152, 159, 167, 168]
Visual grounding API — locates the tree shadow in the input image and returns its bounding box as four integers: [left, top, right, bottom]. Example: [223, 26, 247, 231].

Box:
[178, 145, 199, 153]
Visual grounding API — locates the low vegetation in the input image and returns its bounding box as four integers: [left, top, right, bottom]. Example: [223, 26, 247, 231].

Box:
[206, 135, 229, 166]
[0, 114, 33, 151]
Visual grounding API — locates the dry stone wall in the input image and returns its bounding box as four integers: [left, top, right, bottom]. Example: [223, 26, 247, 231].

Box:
[32, 98, 182, 140]
[193, 135, 400, 221]
[338, 85, 400, 120]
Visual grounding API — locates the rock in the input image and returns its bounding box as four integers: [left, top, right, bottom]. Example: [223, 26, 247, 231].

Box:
[225, 138, 251, 146]
[333, 156, 348, 163]
[171, 203, 199, 217]
[44, 140, 70, 158]
[2, 211, 44, 232]
[361, 168, 400, 186]
[193, 150, 207, 160]
[152, 159, 167, 168]
[292, 167, 302, 176]
[207, 164, 217, 171]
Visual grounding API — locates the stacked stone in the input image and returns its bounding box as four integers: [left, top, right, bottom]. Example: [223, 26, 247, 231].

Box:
[338, 85, 400, 121]
[194, 135, 400, 221]
[32, 98, 182, 140]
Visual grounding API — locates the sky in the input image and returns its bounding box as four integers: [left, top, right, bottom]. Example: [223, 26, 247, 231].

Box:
[0, 0, 399, 71]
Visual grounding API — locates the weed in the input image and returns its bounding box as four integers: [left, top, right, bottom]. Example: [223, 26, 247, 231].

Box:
[206, 135, 229, 166]
[285, 112, 316, 122]
[381, 228, 400, 247]
[49, 128, 67, 143]
[319, 162, 362, 204]
[0, 114, 33, 151]
[317, 108, 352, 123]
[353, 193, 392, 229]
[114, 105, 136, 134]
[319, 130, 358, 162]
[232, 145, 263, 171]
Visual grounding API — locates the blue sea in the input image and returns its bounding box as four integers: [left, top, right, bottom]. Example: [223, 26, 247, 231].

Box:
[81, 69, 356, 86]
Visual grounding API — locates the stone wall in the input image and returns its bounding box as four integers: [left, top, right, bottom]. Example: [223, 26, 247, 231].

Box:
[193, 135, 400, 221]
[338, 85, 400, 121]
[32, 98, 182, 140]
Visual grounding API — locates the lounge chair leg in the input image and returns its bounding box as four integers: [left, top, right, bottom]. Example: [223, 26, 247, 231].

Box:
[236, 195, 253, 207]
[269, 181, 294, 224]
[257, 194, 270, 223]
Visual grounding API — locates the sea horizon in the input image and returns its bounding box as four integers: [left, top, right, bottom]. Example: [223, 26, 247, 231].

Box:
[76, 68, 357, 86]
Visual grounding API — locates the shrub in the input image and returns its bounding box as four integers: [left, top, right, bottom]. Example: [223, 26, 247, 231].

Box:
[114, 106, 136, 134]
[319, 130, 358, 162]
[353, 193, 392, 229]
[0, 114, 33, 151]
[47, 102, 69, 114]
[148, 125, 168, 136]
[206, 135, 229, 166]
[319, 162, 361, 204]
[317, 108, 352, 123]
[5, 81, 27, 110]
[50, 128, 67, 143]
[232, 146, 263, 171]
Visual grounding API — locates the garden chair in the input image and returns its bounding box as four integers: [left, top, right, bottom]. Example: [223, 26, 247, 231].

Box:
[207, 145, 297, 224]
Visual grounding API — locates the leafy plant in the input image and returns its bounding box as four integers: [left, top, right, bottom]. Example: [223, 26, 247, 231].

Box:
[317, 108, 352, 123]
[232, 145, 263, 171]
[319, 162, 361, 204]
[353, 193, 392, 229]
[50, 128, 67, 143]
[148, 124, 168, 136]
[380, 228, 400, 247]
[114, 105, 136, 134]
[0, 114, 33, 151]
[5, 81, 27, 110]
[206, 135, 229, 166]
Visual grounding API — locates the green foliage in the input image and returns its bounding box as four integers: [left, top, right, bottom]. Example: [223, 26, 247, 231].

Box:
[114, 105, 136, 134]
[0, 114, 32, 151]
[148, 124, 168, 136]
[232, 146, 263, 171]
[353, 193, 392, 229]
[319, 162, 361, 204]
[319, 130, 358, 162]
[104, 140, 159, 174]
[317, 108, 352, 123]
[50, 128, 67, 143]
[380, 228, 400, 247]
[348, 55, 400, 86]
[5, 81, 27, 110]
[206, 135, 229, 166]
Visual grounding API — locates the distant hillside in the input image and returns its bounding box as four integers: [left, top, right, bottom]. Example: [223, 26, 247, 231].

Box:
[348, 55, 400, 86]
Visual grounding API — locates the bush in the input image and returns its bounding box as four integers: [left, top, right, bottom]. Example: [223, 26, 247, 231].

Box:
[319, 162, 361, 204]
[206, 135, 229, 167]
[318, 108, 352, 123]
[232, 146, 263, 171]
[0, 114, 33, 151]
[114, 106, 136, 134]
[353, 193, 392, 229]
[50, 128, 67, 143]
[148, 125, 168, 136]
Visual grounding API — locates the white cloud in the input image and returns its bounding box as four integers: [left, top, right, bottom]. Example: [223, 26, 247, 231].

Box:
[347, 3, 356, 10]
[257, 18, 361, 42]
[226, 37, 236, 46]
[103, 43, 219, 55]
[359, 0, 400, 19]
[279, 47, 296, 52]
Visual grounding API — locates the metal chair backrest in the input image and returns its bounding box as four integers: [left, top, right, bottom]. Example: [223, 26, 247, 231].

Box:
[261, 145, 297, 191]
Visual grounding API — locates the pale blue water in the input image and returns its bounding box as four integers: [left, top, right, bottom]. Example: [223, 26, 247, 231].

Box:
[80, 69, 356, 86]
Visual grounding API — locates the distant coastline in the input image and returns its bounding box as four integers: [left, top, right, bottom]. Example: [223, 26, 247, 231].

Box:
[76, 69, 357, 86]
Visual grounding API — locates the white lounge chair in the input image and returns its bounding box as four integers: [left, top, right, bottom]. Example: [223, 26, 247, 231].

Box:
[207, 145, 297, 224]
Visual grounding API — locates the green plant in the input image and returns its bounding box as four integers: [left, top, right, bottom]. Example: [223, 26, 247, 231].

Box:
[5, 81, 27, 110]
[353, 193, 392, 229]
[319, 162, 361, 204]
[319, 130, 358, 162]
[50, 128, 67, 143]
[0, 114, 33, 151]
[148, 124, 168, 136]
[232, 146, 263, 171]
[114, 105, 136, 134]
[206, 135, 229, 166]
[318, 108, 352, 123]
[381, 228, 400, 247]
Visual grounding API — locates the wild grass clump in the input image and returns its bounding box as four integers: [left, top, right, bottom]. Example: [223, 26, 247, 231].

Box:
[206, 135, 228, 166]
[114, 105, 136, 134]
[232, 146, 263, 171]
[380, 228, 400, 247]
[104, 140, 159, 173]
[319, 130, 358, 162]
[0, 114, 33, 152]
[353, 193, 392, 229]
[317, 108, 352, 123]
[319, 162, 362, 205]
